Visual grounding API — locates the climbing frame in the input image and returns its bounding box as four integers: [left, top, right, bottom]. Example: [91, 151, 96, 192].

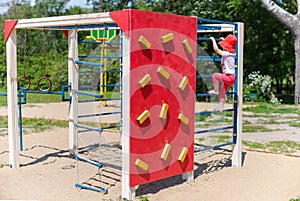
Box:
[110, 9, 197, 199]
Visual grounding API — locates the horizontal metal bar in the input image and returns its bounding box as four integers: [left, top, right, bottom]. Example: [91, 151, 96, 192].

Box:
[78, 114, 100, 118]
[101, 98, 122, 101]
[196, 93, 211, 97]
[195, 125, 234, 134]
[79, 70, 101, 73]
[30, 23, 120, 31]
[197, 56, 221, 61]
[196, 91, 235, 97]
[22, 90, 63, 95]
[79, 55, 121, 59]
[78, 111, 121, 118]
[76, 123, 102, 132]
[79, 85, 98, 89]
[39, 23, 120, 31]
[79, 69, 122, 73]
[195, 108, 234, 115]
[100, 111, 122, 116]
[100, 84, 121, 87]
[74, 154, 102, 168]
[194, 141, 234, 153]
[196, 91, 237, 97]
[102, 70, 122, 73]
[198, 37, 222, 41]
[226, 91, 237, 95]
[198, 17, 236, 25]
[75, 90, 103, 99]
[79, 41, 122, 45]
[75, 183, 107, 193]
[101, 125, 121, 130]
[78, 129, 94, 133]
[78, 99, 101, 103]
[0, 93, 7, 97]
[75, 60, 104, 67]
[196, 74, 211, 78]
[198, 24, 222, 30]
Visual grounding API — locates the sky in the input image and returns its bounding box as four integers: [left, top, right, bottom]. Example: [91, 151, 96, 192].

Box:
[0, 0, 90, 14]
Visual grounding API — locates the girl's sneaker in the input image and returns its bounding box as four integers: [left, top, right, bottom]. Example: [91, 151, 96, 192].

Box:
[208, 90, 219, 95]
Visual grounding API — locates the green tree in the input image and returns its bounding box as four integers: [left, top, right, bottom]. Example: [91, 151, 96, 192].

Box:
[33, 0, 70, 17]
[86, 0, 128, 12]
[0, 0, 88, 91]
[226, 0, 295, 95]
[0, 32, 6, 89]
[0, 0, 297, 103]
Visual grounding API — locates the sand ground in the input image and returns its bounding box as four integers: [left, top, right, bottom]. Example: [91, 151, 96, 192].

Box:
[0, 102, 300, 201]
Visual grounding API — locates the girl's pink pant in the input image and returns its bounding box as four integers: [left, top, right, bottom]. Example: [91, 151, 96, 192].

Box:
[212, 73, 236, 103]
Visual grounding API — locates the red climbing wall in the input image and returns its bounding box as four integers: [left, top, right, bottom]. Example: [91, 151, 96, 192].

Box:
[111, 9, 197, 187]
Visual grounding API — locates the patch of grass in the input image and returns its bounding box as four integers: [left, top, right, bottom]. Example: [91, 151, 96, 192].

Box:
[207, 118, 232, 124]
[216, 135, 231, 143]
[0, 99, 6, 106]
[0, 117, 69, 135]
[243, 141, 265, 149]
[194, 123, 211, 128]
[106, 91, 121, 99]
[0, 163, 9, 168]
[225, 111, 233, 117]
[0, 90, 7, 106]
[22, 118, 68, 133]
[0, 116, 120, 135]
[243, 140, 300, 154]
[209, 135, 231, 143]
[256, 118, 290, 125]
[0, 116, 8, 127]
[243, 120, 252, 124]
[195, 113, 210, 122]
[267, 141, 300, 154]
[243, 104, 300, 115]
[289, 121, 300, 128]
[243, 105, 273, 114]
[243, 113, 266, 118]
[25, 92, 65, 103]
[197, 137, 205, 142]
[290, 198, 300, 201]
[138, 196, 149, 201]
[259, 118, 279, 124]
[0, 90, 121, 106]
[242, 125, 280, 132]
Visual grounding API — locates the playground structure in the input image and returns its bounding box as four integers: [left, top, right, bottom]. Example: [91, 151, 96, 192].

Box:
[4, 10, 243, 200]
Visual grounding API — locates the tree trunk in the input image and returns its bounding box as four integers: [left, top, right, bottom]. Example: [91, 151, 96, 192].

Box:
[259, 0, 300, 103]
[295, 35, 300, 103]
[276, 79, 282, 94]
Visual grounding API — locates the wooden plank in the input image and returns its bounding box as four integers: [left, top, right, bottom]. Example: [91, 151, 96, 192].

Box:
[68, 29, 79, 155]
[6, 30, 19, 168]
[15, 12, 114, 29]
[122, 35, 134, 200]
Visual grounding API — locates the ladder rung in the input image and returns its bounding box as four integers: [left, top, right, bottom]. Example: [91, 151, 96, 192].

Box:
[75, 60, 104, 67]
[74, 154, 103, 168]
[75, 183, 107, 193]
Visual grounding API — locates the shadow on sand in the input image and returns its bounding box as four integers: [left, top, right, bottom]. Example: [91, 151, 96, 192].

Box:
[136, 148, 246, 196]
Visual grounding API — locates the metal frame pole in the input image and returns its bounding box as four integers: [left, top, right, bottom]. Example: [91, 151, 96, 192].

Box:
[232, 22, 244, 167]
